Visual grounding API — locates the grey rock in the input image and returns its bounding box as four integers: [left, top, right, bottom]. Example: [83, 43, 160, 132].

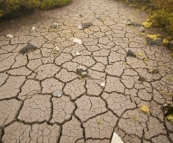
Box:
[95, 17, 103, 22]
[162, 102, 173, 116]
[148, 68, 159, 74]
[76, 66, 89, 78]
[146, 37, 163, 46]
[138, 76, 145, 81]
[127, 20, 142, 27]
[51, 22, 58, 28]
[139, 26, 145, 33]
[127, 50, 136, 57]
[52, 90, 63, 98]
[78, 22, 92, 30]
[19, 43, 37, 54]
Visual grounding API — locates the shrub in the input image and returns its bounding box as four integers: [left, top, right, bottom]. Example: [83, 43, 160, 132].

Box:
[39, 0, 72, 9]
[120, 0, 173, 44]
[0, 0, 73, 18]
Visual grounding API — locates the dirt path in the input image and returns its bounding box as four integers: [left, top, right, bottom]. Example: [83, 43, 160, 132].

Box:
[0, 0, 173, 142]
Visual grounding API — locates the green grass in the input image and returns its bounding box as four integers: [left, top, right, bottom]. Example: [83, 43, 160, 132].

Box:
[120, 0, 173, 35]
[0, 0, 73, 18]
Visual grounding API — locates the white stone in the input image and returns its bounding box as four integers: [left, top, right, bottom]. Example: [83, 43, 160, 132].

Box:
[70, 38, 82, 44]
[32, 27, 35, 30]
[100, 82, 105, 87]
[76, 51, 80, 56]
[53, 90, 63, 98]
[55, 46, 60, 51]
[78, 24, 83, 30]
[6, 34, 13, 39]
[127, 20, 131, 25]
[111, 132, 124, 143]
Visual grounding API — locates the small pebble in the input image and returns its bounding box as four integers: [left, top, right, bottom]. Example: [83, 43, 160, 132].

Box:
[127, 49, 136, 57]
[51, 22, 58, 28]
[52, 90, 63, 97]
[6, 34, 13, 39]
[127, 20, 131, 25]
[32, 27, 35, 30]
[55, 46, 60, 51]
[76, 51, 80, 56]
[148, 68, 159, 74]
[70, 38, 82, 44]
[100, 82, 105, 87]
[78, 24, 83, 30]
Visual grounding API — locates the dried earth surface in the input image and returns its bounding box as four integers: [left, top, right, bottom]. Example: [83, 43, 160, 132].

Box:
[0, 0, 173, 143]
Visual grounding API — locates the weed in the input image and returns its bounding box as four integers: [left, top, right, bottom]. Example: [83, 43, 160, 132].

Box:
[139, 105, 149, 114]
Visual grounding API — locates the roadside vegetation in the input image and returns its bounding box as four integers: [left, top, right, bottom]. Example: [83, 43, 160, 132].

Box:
[121, 0, 173, 123]
[0, 0, 73, 18]
[120, 0, 173, 53]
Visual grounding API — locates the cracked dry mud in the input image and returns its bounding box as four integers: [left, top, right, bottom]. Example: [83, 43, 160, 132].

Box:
[0, 0, 173, 143]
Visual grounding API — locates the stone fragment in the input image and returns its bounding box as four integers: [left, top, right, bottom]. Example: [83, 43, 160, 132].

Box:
[127, 49, 136, 57]
[78, 22, 92, 30]
[70, 38, 82, 44]
[76, 51, 80, 56]
[52, 46, 60, 55]
[100, 82, 105, 87]
[51, 22, 58, 28]
[76, 66, 89, 78]
[126, 20, 142, 27]
[52, 90, 63, 97]
[138, 76, 145, 81]
[148, 67, 159, 74]
[146, 34, 163, 45]
[139, 26, 145, 33]
[31, 27, 35, 30]
[6, 34, 13, 39]
[111, 132, 124, 143]
[19, 43, 37, 54]
[95, 17, 103, 22]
